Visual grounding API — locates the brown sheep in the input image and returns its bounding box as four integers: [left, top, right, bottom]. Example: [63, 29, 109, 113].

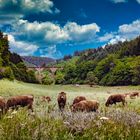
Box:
[130, 92, 139, 99]
[6, 95, 34, 111]
[124, 93, 130, 97]
[0, 96, 6, 114]
[42, 96, 51, 102]
[57, 92, 66, 111]
[72, 96, 86, 105]
[72, 100, 99, 112]
[105, 94, 126, 107]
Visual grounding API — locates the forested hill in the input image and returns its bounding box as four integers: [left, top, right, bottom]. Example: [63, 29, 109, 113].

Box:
[0, 31, 37, 83]
[1, 29, 140, 86]
[55, 36, 140, 86]
[22, 56, 55, 67]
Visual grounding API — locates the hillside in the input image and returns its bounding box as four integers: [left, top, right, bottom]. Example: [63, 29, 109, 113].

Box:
[1, 79, 140, 139]
[55, 36, 140, 86]
[22, 56, 55, 67]
[0, 31, 37, 83]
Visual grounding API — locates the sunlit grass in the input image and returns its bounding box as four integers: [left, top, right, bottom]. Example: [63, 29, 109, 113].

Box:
[0, 79, 140, 139]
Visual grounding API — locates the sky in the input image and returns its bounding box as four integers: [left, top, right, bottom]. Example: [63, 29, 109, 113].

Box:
[0, 0, 140, 59]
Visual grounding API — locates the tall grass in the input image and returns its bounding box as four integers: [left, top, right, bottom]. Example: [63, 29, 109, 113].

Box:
[0, 107, 140, 140]
[0, 79, 140, 139]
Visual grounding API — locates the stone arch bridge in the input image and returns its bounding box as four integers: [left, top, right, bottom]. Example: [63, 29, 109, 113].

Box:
[27, 66, 63, 73]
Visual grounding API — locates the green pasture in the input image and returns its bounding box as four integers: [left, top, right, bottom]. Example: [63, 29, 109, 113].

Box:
[1, 79, 140, 140]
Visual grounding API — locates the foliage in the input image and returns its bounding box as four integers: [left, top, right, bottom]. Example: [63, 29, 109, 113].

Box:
[55, 36, 140, 86]
[42, 71, 54, 85]
[1, 80, 140, 139]
[55, 70, 65, 84]
[0, 66, 14, 80]
[27, 70, 38, 83]
[86, 71, 98, 86]
[0, 31, 37, 83]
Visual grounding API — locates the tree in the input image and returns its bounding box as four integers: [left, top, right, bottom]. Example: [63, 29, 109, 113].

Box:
[42, 71, 54, 85]
[55, 71, 65, 84]
[86, 71, 98, 86]
[94, 55, 116, 81]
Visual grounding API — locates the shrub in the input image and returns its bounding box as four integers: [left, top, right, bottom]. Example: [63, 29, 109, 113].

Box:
[0, 66, 14, 80]
[42, 72, 54, 85]
[55, 71, 65, 84]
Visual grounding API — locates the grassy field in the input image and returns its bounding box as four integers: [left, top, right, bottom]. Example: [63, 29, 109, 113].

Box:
[1, 79, 140, 139]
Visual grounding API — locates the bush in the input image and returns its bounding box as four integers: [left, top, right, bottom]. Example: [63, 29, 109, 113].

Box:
[0, 66, 14, 80]
[42, 72, 54, 85]
[99, 61, 132, 86]
[27, 70, 38, 83]
[55, 71, 65, 84]
[86, 71, 98, 85]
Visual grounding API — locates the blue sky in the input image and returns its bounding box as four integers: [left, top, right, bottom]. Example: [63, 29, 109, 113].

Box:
[0, 0, 140, 58]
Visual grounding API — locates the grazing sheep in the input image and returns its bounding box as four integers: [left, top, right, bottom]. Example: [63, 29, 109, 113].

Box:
[72, 100, 99, 112]
[0, 96, 6, 114]
[130, 92, 139, 99]
[72, 96, 86, 105]
[57, 92, 67, 111]
[42, 96, 51, 102]
[6, 95, 34, 111]
[105, 94, 126, 107]
[124, 93, 130, 97]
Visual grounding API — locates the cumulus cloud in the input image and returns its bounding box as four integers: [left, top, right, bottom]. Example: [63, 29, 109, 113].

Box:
[64, 22, 100, 42]
[108, 36, 126, 44]
[110, 0, 127, 3]
[14, 20, 100, 45]
[10, 19, 100, 57]
[136, 0, 140, 4]
[111, 0, 140, 4]
[39, 45, 62, 58]
[118, 19, 140, 39]
[8, 34, 38, 56]
[99, 33, 114, 42]
[0, 0, 59, 23]
[99, 19, 140, 45]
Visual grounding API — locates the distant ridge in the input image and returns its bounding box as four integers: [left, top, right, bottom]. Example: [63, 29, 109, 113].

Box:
[21, 56, 55, 67]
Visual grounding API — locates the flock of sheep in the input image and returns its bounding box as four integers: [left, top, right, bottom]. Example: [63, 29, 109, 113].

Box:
[0, 91, 139, 114]
[57, 91, 139, 112]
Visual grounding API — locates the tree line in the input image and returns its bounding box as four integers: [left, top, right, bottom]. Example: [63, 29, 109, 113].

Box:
[0, 31, 37, 83]
[54, 36, 140, 86]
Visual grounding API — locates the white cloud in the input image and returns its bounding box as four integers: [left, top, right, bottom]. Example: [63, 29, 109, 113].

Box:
[111, 0, 127, 3]
[0, 0, 55, 13]
[22, 0, 54, 13]
[108, 36, 126, 44]
[8, 34, 38, 56]
[119, 19, 140, 39]
[99, 33, 114, 42]
[14, 20, 100, 44]
[111, 0, 140, 4]
[39, 45, 62, 58]
[9, 19, 100, 57]
[99, 19, 140, 45]
[64, 22, 100, 42]
[0, 0, 59, 23]
[136, 0, 140, 4]
[16, 20, 69, 43]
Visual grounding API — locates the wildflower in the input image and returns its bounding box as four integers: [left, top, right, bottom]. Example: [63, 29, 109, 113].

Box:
[11, 110, 17, 115]
[100, 117, 109, 121]
[6, 116, 13, 119]
[63, 121, 70, 126]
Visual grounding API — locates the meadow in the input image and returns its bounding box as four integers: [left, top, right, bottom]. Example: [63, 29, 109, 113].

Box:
[0, 79, 140, 140]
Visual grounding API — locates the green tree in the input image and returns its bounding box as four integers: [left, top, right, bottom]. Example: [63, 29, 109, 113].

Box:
[55, 71, 65, 84]
[42, 71, 54, 85]
[94, 55, 116, 81]
[86, 71, 98, 86]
